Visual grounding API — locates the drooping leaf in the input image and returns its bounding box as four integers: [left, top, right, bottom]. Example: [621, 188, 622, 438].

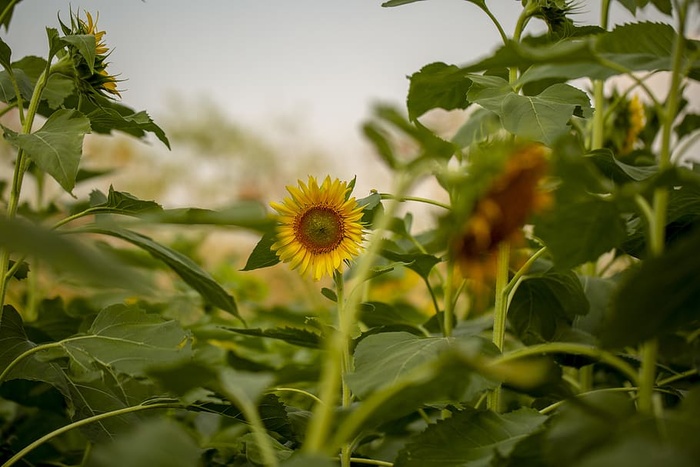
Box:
[380, 249, 441, 280]
[509, 270, 590, 345]
[3, 109, 91, 194]
[395, 407, 547, 466]
[0, 216, 146, 291]
[407, 62, 472, 120]
[601, 227, 700, 348]
[82, 227, 241, 320]
[83, 100, 170, 148]
[87, 186, 163, 217]
[242, 231, 280, 271]
[220, 326, 322, 349]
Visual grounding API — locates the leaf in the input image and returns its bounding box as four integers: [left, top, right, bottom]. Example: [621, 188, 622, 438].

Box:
[0, 37, 11, 70]
[601, 227, 700, 348]
[536, 197, 627, 269]
[395, 407, 547, 467]
[380, 249, 441, 280]
[90, 186, 163, 216]
[359, 301, 429, 329]
[407, 62, 472, 120]
[3, 109, 91, 194]
[83, 101, 170, 148]
[0, 216, 146, 291]
[220, 327, 322, 349]
[321, 287, 337, 302]
[242, 231, 280, 271]
[509, 270, 590, 345]
[58, 304, 192, 377]
[87, 418, 203, 467]
[499, 83, 592, 145]
[61, 34, 96, 73]
[82, 227, 241, 320]
[451, 107, 502, 147]
[596, 22, 677, 72]
[466, 74, 512, 113]
[588, 149, 657, 184]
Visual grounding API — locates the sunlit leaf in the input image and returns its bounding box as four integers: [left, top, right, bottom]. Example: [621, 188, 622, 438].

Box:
[82, 227, 240, 320]
[3, 109, 90, 194]
[395, 407, 547, 466]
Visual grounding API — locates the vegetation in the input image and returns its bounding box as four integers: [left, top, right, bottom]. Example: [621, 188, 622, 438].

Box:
[1, 1, 699, 466]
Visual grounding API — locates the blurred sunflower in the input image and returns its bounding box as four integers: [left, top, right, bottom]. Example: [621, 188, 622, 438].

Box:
[270, 176, 364, 281]
[452, 144, 551, 284]
[56, 10, 121, 99]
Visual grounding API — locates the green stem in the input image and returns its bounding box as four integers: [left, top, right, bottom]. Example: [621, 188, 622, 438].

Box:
[379, 193, 450, 210]
[637, 0, 689, 416]
[591, 0, 611, 150]
[487, 243, 510, 413]
[442, 260, 455, 338]
[475, 3, 509, 46]
[2, 402, 182, 467]
[270, 387, 324, 406]
[348, 458, 393, 467]
[0, 63, 52, 317]
[502, 246, 547, 298]
[0, 341, 63, 385]
[219, 383, 279, 467]
[334, 270, 353, 467]
[304, 172, 416, 455]
[493, 342, 640, 386]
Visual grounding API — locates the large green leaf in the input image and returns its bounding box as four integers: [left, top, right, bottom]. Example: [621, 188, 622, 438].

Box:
[3, 109, 91, 193]
[601, 227, 700, 348]
[82, 99, 170, 148]
[596, 22, 677, 72]
[407, 62, 472, 120]
[58, 304, 192, 377]
[87, 418, 203, 467]
[82, 227, 241, 320]
[499, 83, 591, 145]
[394, 407, 547, 466]
[509, 270, 590, 345]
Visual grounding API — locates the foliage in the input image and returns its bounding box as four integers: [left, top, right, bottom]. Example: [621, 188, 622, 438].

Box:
[1, 1, 699, 467]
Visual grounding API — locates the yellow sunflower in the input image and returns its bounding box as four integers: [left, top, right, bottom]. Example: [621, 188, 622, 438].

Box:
[270, 176, 365, 281]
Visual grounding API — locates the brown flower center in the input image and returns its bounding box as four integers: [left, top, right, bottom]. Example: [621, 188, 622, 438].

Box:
[296, 206, 345, 253]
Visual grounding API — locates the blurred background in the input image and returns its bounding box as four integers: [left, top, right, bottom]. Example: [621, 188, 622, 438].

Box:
[5, 0, 672, 205]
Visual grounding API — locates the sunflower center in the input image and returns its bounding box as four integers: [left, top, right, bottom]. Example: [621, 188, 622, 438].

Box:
[296, 206, 344, 253]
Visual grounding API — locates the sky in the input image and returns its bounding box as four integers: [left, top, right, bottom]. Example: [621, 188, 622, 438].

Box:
[3, 1, 685, 202]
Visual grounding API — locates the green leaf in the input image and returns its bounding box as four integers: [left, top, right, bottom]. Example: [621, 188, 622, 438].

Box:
[43, 73, 75, 109]
[3, 109, 90, 194]
[407, 62, 472, 120]
[0, 0, 20, 30]
[321, 287, 337, 302]
[0, 37, 11, 70]
[87, 418, 203, 467]
[499, 83, 592, 145]
[601, 227, 700, 348]
[596, 22, 677, 72]
[242, 231, 280, 271]
[90, 186, 163, 216]
[362, 121, 398, 169]
[61, 34, 96, 73]
[0, 216, 146, 291]
[359, 301, 430, 329]
[536, 197, 627, 269]
[466, 74, 512, 113]
[589, 149, 657, 184]
[451, 107, 502, 147]
[148, 203, 274, 231]
[57, 304, 192, 377]
[380, 249, 441, 280]
[220, 326, 322, 349]
[395, 407, 547, 467]
[509, 270, 590, 345]
[83, 227, 241, 320]
[83, 100, 170, 148]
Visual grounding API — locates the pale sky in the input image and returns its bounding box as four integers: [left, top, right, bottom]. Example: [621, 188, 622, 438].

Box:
[4, 1, 681, 205]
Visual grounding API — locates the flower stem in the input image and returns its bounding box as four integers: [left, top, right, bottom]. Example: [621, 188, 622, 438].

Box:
[487, 242, 510, 413]
[304, 172, 415, 455]
[2, 402, 183, 467]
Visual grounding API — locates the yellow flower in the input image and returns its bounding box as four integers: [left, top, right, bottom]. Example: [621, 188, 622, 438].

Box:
[622, 95, 646, 154]
[453, 144, 551, 284]
[80, 12, 109, 55]
[270, 176, 365, 281]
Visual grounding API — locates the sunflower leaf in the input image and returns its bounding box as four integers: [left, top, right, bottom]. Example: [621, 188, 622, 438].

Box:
[242, 231, 280, 271]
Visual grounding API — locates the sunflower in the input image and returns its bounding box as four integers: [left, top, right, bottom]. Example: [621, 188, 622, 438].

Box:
[452, 144, 551, 284]
[270, 176, 365, 281]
